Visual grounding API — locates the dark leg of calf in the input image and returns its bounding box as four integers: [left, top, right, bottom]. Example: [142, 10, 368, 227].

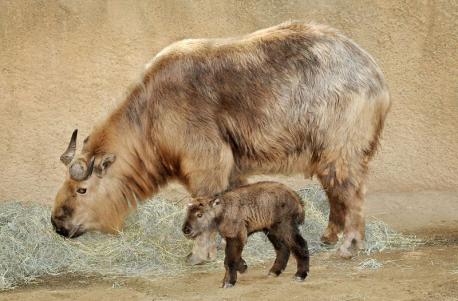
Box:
[216, 231, 247, 272]
[223, 237, 244, 288]
[289, 227, 310, 281]
[266, 231, 290, 276]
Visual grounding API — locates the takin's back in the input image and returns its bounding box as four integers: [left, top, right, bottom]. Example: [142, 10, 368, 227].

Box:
[139, 21, 390, 176]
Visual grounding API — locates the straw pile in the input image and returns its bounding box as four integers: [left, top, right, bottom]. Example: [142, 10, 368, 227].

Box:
[0, 185, 419, 290]
[357, 259, 384, 270]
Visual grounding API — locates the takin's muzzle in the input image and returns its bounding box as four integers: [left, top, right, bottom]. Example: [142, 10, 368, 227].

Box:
[50, 215, 85, 238]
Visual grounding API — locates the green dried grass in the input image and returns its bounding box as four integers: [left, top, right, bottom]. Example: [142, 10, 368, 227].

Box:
[0, 185, 420, 290]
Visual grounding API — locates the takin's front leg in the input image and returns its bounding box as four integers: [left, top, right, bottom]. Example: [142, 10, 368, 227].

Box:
[187, 177, 249, 264]
[183, 145, 235, 265]
[338, 186, 366, 258]
[186, 228, 218, 265]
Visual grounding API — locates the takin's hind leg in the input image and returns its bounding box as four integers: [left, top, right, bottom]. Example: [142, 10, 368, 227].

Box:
[184, 146, 235, 265]
[318, 161, 367, 258]
[338, 186, 366, 258]
[320, 193, 346, 245]
[265, 231, 290, 277]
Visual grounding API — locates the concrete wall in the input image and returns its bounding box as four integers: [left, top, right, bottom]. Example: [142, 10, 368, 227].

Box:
[1, 0, 457, 203]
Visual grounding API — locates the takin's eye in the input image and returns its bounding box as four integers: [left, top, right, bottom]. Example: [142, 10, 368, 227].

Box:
[196, 212, 203, 218]
[76, 188, 87, 195]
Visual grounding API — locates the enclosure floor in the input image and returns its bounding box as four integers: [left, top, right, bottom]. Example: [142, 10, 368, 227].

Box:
[1, 245, 457, 301]
[2, 189, 457, 301]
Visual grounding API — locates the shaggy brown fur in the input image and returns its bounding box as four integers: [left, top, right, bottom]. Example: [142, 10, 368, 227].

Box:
[182, 181, 309, 288]
[52, 21, 390, 262]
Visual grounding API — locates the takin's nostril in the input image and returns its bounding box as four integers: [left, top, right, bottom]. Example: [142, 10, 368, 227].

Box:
[183, 226, 191, 235]
[55, 226, 70, 237]
[51, 216, 70, 237]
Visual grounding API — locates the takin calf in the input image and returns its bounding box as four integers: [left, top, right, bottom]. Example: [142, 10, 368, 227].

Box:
[182, 181, 309, 288]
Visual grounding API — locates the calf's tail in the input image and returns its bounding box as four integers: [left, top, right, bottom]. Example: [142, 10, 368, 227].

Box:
[294, 192, 306, 225]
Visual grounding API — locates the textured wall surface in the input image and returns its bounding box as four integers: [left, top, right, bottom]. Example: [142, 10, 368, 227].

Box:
[1, 0, 457, 203]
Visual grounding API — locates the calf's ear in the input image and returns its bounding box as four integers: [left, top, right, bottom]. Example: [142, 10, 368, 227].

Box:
[95, 153, 116, 177]
[212, 198, 221, 207]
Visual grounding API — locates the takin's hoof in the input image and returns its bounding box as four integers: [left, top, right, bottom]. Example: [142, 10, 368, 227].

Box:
[337, 247, 354, 259]
[238, 259, 248, 273]
[185, 253, 208, 265]
[222, 282, 234, 288]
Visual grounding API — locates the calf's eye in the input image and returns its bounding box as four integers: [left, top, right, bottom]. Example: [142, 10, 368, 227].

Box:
[197, 213, 203, 218]
[77, 188, 87, 194]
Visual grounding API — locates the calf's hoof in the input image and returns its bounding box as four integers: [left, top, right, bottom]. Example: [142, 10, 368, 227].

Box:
[222, 282, 234, 288]
[268, 269, 282, 277]
[238, 259, 248, 273]
[294, 276, 306, 282]
[268, 272, 279, 277]
[294, 272, 308, 282]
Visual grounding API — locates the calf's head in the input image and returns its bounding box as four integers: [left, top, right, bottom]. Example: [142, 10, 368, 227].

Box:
[51, 129, 126, 238]
[182, 197, 222, 239]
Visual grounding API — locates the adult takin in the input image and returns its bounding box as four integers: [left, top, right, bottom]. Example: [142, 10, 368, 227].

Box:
[182, 181, 309, 288]
[51, 21, 391, 262]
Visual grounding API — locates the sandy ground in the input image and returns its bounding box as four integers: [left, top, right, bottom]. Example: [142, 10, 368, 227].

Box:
[1, 177, 458, 301]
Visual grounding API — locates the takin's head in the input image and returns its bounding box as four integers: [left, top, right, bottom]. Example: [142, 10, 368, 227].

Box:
[182, 197, 222, 239]
[51, 129, 130, 238]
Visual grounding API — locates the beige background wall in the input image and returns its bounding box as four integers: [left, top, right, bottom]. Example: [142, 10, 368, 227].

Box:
[0, 0, 457, 203]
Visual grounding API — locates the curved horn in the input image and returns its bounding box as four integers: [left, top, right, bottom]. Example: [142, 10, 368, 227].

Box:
[69, 156, 95, 181]
[60, 129, 78, 165]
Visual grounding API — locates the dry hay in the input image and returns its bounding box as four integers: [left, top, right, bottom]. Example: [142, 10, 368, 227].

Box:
[357, 259, 384, 270]
[0, 185, 420, 290]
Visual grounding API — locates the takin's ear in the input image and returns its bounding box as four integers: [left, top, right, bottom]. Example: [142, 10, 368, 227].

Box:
[95, 153, 116, 177]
